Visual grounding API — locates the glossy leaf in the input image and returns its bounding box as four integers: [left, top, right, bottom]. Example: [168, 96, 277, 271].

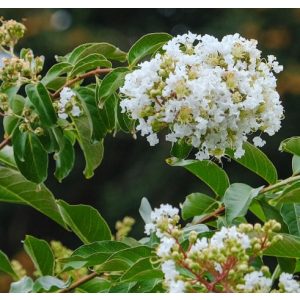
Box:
[170, 140, 192, 160]
[0, 166, 66, 228]
[280, 137, 300, 156]
[26, 83, 57, 127]
[12, 130, 48, 183]
[70, 54, 111, 77]
[58, 200, 111, 244]
[9, 276, 34, 293]
[292, 155, 300, 175]
[167, 158, 230, 197]
[24, 235, 55, 276]
[0, 146, 16, 169]
[280, 203, 300, 236]
[97, 67, 129, 105]
[0, 250, 18, 280]
[42, 62, 72, 86]
[128, 33, 172, 66]
[227, 142, 278, 184]
[76, 277, 110, 293]
[223, 183, 262, 224]
[182, 193, 219, 220]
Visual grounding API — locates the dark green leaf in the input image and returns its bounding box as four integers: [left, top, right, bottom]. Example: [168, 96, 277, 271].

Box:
[0, 146, 16, 169]
[182, 193, 219, 220]
[97, 67, 129, 105]
[167, 158, 230, 197]
[227, 142, 278, 184]
[76, 277, 110, 293]
[58, 200, 111, 244]
[280, 203, 300, 236]
[70, 54, 111, 77]
[26, 83, 57, 127]
[277, 257, 296, 274]
[12, 130, 48, 183]
[223, 183, 262, 224]
[170, 140, 192, 160]
[0, 166, 66, 228]
[128, 33, 172, 66]
[24, 235, 55, 276]
[0, 250, 18, 280]
[42, 62, 72, 86]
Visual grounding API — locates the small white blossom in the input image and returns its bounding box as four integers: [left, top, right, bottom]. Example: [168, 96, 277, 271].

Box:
[279, 273, 300, 293]
[120, 33, 283, 160]
[157, 236, 176, 257]
[253, 136, 266, 147]
[161, 260, 179, 281]
[169, 280, 185, 293]
[241, 271, 272, 292]
[58, 87, 81, 119]
[189, 237, 208, 253]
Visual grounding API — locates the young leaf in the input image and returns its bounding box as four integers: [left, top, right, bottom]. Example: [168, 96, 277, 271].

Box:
[24, 235, 55, 276]
[181, 193, 219, 220]
[222, 183, 262, 224]
[280, 137, 300, 156]
[26, 83, 58, 127]
[139, 197, 152, 224]
[97, 67, 129, 106]
[0, 166, 66, 228]
[57, 200, 112, 244]
[167, 158, 230, 197]
[292, 155, 300, 175]
[41, 62, 73, 86]
[69, 53, 111, 77]
[128, 33, 172, 66]
[72, 114, 104, 178]
[9, 276, 34, 293]
[280, 203, 300, 236]
[226, 142, 278, 184]
[0, 250, 18, 280]
[12, 130, 48, 184]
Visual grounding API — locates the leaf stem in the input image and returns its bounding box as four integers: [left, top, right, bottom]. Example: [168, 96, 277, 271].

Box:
[0, 136, 11, 150]
[51, 67, 113, 99]
[58, 271, 98, 293]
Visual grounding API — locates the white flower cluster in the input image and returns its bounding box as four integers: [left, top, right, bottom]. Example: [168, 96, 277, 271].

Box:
[279, 273, 300, 293]
[58, 87, 81, 120]
[120, 32, 283, 160]
[240, 271, 272, 292]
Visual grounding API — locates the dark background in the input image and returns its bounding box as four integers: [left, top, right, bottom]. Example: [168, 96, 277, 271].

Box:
[0, 8, 300, 279]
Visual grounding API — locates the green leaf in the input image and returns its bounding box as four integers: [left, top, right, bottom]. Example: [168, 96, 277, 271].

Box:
[108, 246, 153, 264]
[167, 158, 230, 197]
[97, 67, 129, 105]
[280, 137, 300, 156]
[128, 33, 172, 66]
[0, 146, 16, 169]
[182, 193, 219, 220]
[52, 128, 75, 182]
[222, 183, 262, 224]
[99, 93, 118, 132]
[69, 43, 126, 64]
[42, 62, 73, 86]
[264, 233, 300, 258]
[70, 54, 111, 77]
[0, 250, 18, 280]
[271, 183, 300, 205]
[24, 235, 55, 276]
[72, 114, 104, 178]
[139, 197, 152, 224]
[12, 130, 48, 183]
[280, 203, 300, 236]
[170, 140, 192, 160]
[227, 142, 278, 184]
[277, 257, 296, 274]
[0, 166, 66, 228]
[26, 83, 57, 127]
[292, 155, 300, 175]
[97, 258, 130, 272]
[9, 276, 34, 293]
[76, 277, 110, 293]
[57, 200, 111, 244]
[32, 276, 68, 292]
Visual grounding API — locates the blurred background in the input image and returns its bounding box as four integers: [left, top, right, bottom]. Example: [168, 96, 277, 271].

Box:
[0, 8, 300, 290]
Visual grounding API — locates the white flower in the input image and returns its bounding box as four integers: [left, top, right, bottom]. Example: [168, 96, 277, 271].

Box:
[279, 273, 300, 293]
[241, 271, 272, 292]
[214, 263, 223, 274]
[189, 237, 208, 254]
[120, 33, 283, 160]
[169, 280, 185, 293]
[58, 87, 81, 119]
[161, 260, 179, 281]
[157, 236, 176, 257]
[253, 136, 266, 147]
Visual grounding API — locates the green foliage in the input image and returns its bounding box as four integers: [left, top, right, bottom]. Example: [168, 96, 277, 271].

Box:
[0, 250, 18, 280]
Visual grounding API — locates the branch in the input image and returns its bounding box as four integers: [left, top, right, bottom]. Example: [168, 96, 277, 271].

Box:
[51, 67, 112, 99]
[0, 136, 11, 150]
[58, 271, 98, 293]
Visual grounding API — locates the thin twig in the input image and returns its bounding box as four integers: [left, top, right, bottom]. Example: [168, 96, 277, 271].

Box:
[0, 136, 11, 150]
[51, 67, 112, 99]
[58, 271, 98, 293]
